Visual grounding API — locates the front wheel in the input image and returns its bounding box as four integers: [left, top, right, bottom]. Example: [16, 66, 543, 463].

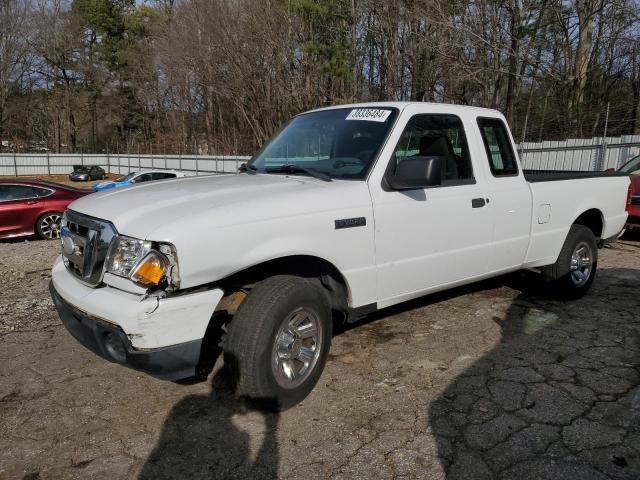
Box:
[543, 224, 598, 299]
[36, 212, 63, 240]
[223, 275, 332, 410]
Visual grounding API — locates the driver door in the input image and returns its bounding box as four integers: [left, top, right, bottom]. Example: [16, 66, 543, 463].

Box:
[371, 112, 494, 306]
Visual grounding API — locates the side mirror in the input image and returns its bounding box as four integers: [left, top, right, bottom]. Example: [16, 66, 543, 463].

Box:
[387, 156, 442, 190]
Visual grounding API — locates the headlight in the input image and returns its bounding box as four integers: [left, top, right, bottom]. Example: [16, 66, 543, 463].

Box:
[105, 236, 179, 289]
[106, 236, 152, 277]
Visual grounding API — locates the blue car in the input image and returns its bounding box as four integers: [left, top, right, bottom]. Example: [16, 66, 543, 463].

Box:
[93, 170, 183, 192]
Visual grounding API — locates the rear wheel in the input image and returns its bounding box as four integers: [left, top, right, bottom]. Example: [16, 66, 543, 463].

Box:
[223, 275, 332, 410]
[543, 224, 597, 299]
[36, 212, 62, 240]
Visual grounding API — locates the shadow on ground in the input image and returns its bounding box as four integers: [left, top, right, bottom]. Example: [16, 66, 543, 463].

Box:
[429, 268, 640, 480]
[138, 265, 639, 479]
[138, 366, 279, 480]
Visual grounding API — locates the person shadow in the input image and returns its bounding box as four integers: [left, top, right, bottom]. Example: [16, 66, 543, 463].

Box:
[428, 267, 640, 479]
[139, 326, 279, 480]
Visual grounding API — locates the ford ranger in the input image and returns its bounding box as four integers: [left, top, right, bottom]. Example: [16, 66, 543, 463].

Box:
[50, 103, 630, 408]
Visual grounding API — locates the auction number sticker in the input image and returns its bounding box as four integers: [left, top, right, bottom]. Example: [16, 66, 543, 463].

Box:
[346, 108, 392, 122]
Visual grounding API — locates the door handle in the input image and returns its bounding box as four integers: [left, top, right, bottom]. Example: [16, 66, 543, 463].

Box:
[26, 200, 39, 205]
[471, 198, 487, 208]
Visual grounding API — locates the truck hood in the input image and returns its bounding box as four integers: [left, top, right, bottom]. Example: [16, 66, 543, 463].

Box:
[69, 173, 370, 240]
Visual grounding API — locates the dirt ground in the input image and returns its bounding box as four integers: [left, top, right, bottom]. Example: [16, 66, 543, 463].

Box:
[0, 235, 639, 480]
[9, 174, 120, 189]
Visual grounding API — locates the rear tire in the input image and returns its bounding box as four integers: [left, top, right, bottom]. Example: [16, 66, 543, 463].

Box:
[36, 212, 63, 240]
[543, 224, 597, 299]
[223, 275, 332, 410]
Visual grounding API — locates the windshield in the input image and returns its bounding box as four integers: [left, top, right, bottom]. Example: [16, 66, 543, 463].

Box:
[620, 155, 640, 174]
[116, 173, 136, 182]
[248, 107, 398, 179]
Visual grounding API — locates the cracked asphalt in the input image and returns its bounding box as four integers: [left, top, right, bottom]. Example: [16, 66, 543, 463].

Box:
[1, 236, 639, 479]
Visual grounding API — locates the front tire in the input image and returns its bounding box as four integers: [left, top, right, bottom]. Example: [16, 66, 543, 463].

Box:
[223, 275, 332, 410]
[543, 224, 597, 299]
[36, 212, 62, 240]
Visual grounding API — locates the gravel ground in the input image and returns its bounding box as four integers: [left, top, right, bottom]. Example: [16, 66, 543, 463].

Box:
[0, 236, 639, 479]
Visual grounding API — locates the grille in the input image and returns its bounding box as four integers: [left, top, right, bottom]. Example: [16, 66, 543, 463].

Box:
[630, 196, 640, 206]
[61, 210, 118, 286]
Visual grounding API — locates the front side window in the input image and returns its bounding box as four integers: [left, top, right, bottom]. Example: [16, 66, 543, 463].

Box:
[135, 173, 153, 183]
[389, 114, 474, 184]
[0, 185, 35, 201]
[248, 107, 399, 180]
[478, 118, 518, 176]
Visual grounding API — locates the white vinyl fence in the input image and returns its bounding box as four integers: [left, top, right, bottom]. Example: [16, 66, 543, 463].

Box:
[0, 153, 250, 176]
[519, 135, 640, 171]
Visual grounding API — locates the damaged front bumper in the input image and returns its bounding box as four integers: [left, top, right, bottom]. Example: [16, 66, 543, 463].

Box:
[50, 255, 224, 381]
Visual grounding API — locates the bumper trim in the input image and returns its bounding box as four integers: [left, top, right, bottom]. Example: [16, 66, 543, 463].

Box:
[50, 281, 201, 381]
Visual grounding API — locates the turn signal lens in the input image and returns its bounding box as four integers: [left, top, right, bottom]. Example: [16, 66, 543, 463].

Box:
[130, 251, 169, 287]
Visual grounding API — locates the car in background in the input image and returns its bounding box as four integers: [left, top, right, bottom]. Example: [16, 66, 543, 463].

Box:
[69, 165, 106, 181]
[0, 180, 89, 240]
[616, 155, 640, 230]
[92, 170, 185, 192]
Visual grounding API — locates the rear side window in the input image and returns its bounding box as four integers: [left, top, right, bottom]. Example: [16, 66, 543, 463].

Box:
[33, 187, 52, 197]
[0, 185, 35, 201]
[477, 118, 518, 176]
[151, 172, 175, 180]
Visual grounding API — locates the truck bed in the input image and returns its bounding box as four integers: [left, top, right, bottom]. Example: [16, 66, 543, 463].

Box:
[523, 170, 628, 182]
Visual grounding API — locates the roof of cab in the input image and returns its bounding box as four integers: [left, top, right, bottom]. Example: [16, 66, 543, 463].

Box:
[307, 101, 503, 117]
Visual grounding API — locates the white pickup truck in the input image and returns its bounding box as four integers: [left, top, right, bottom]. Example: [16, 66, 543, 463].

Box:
[50, 102, 629, 408]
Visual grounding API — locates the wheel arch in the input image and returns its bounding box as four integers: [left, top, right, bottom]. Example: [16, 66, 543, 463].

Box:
[572, 208, 604, 239]
[213, 254, 351, 320]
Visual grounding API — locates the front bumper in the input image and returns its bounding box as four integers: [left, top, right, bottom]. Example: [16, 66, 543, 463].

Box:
[50, 254, 224, 380]
[50, 281, 201, 380]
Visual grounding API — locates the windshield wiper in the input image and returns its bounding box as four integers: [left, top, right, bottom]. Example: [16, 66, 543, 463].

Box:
[265, 164, 332, 182]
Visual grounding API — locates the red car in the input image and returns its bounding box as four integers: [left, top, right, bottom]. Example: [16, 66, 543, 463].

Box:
[0, 180, 90, 240]
[616, 155, 640, 230]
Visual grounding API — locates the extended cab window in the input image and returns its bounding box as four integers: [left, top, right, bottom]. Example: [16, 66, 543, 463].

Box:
[390, 114, 474, 185]
[478, 118, 518, 176]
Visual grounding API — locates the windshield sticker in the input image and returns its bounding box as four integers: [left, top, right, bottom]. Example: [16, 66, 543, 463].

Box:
[346, 109, 392, 122]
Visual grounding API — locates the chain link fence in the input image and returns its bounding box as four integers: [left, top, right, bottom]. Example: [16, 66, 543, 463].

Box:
[518, 135, 640, 171]
[0, 153, 251, 176]
[2, 135, 640, 176]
